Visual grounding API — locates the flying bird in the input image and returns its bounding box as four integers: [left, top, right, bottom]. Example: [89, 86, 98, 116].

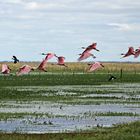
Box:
[134, 47, 140, 58]
[1, 64, 11, 74]
[88, 62, 104, 72]
[17, 65, 34, 75]
[121, 47, 135, 58]
[54, 55, 68, 67]
[37, 59, 48, 72]
[78, 52, 96, 61]
[12, 56, 19, 64]
[82, 43, 99, 53]
[41, 53, 55, 60]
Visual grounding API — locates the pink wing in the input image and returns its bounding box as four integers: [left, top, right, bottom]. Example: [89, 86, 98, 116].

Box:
[58, 57, 65, 65]
[134, 48, 140, 58]
[38, 59, 48, 71]
[78, 52, 92, 61]
[1, 64, 10, 74]
[17, 65, 32, 75]
[88, 62, 103, 72]
[122, 47, 135, 58]
[45, 53, 55, 60]
[83, 43, 98, 53]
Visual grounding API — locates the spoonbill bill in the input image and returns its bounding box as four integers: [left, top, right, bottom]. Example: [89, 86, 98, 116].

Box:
[1, 64, 11, 74]
[88, 62, 104, 72]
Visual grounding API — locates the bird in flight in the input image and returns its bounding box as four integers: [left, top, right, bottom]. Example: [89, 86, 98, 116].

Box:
[37, 59, 48, 72]
[12, 56, 19, 64]
[16, 65, 34, 75]
[78, 51, 96, 61]
[1, 64, 11, 74]
[88, 62, 104, 72]
[121, 47, 135, 58]
[81, 43, 99, 53]
[54, 55, 68, 67]
[41, 53, 55, 60]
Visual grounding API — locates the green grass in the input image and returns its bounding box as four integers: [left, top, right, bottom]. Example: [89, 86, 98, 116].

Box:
[0, 121, 139, 140]
[0, 73, 140, 87]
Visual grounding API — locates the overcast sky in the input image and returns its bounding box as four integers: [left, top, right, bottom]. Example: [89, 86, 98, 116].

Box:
[0, 0, 140, 62]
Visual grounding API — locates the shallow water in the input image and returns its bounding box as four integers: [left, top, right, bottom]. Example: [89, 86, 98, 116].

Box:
[0, 83, 140, 133]
[0, 116, 139, 133]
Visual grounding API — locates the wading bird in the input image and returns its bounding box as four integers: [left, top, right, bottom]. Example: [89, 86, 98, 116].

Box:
[82, 43, 99, 53]
[37, 59, 48, 72]
[17, 65, 34, 75]
[121, 47, 135, 58]
[12, 56, 19, 64]
[54, 55, 68, 67]
[1, 64, 11, 74]
[41, 53, 55, 60]
[88, 62, 104, 72]
[78, 52, 96, 61]
[108, 75, 117, 81]
[134, 47, 140, 58]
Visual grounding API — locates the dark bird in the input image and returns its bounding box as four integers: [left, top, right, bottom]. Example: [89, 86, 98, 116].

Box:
[12, 56, 19, 64]
[108, 75, 117, 81]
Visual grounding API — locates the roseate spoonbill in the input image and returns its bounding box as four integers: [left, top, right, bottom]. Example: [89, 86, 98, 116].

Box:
[41, 53, 55, 60]
[54, 55, 68, 67]
[78, 52, 96, 61]
[88, 62, 104, 72]
[1, 64, 11, 74]
[37, 59, 48, 72]
[121, 47, 135, 58]
[82, 43, 99, 53]
[12, 56, 19, 64]
[108, 75, 117, 81]
[134, 47, 140, 58]
[17, 65, 34, 75]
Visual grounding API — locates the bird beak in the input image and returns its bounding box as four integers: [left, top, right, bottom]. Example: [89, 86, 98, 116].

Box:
[95, 49, 100, 52]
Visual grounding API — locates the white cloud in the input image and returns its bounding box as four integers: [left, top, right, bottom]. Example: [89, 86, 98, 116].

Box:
[108, 23, 131, 31]
[24, 1, 66, 10]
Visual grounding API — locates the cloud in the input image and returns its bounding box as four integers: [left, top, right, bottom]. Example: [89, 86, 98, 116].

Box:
[24, 1, 66, 11]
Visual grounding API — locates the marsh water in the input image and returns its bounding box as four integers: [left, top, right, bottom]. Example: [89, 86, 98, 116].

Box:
[0, 83, 140, 133]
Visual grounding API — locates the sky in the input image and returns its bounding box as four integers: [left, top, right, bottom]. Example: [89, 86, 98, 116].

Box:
[0, 0, 140, 62]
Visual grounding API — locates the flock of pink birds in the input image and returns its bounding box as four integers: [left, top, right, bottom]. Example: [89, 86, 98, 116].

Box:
[1, 43, 140, 76]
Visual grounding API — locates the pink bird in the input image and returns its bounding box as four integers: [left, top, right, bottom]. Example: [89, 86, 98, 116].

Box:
[88, 62, 104, 72]
[17, 65, 34, 75]
[1, 64, 11, 74]
[78, 52, 96, 61]
[121, 47, 135, 58]
[54, 55, 68, 67]
[41, 53, 55, 60]
[134, 47, 140, 58]
[37, 59, 48, 72]
[82, 43, 99, 53]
